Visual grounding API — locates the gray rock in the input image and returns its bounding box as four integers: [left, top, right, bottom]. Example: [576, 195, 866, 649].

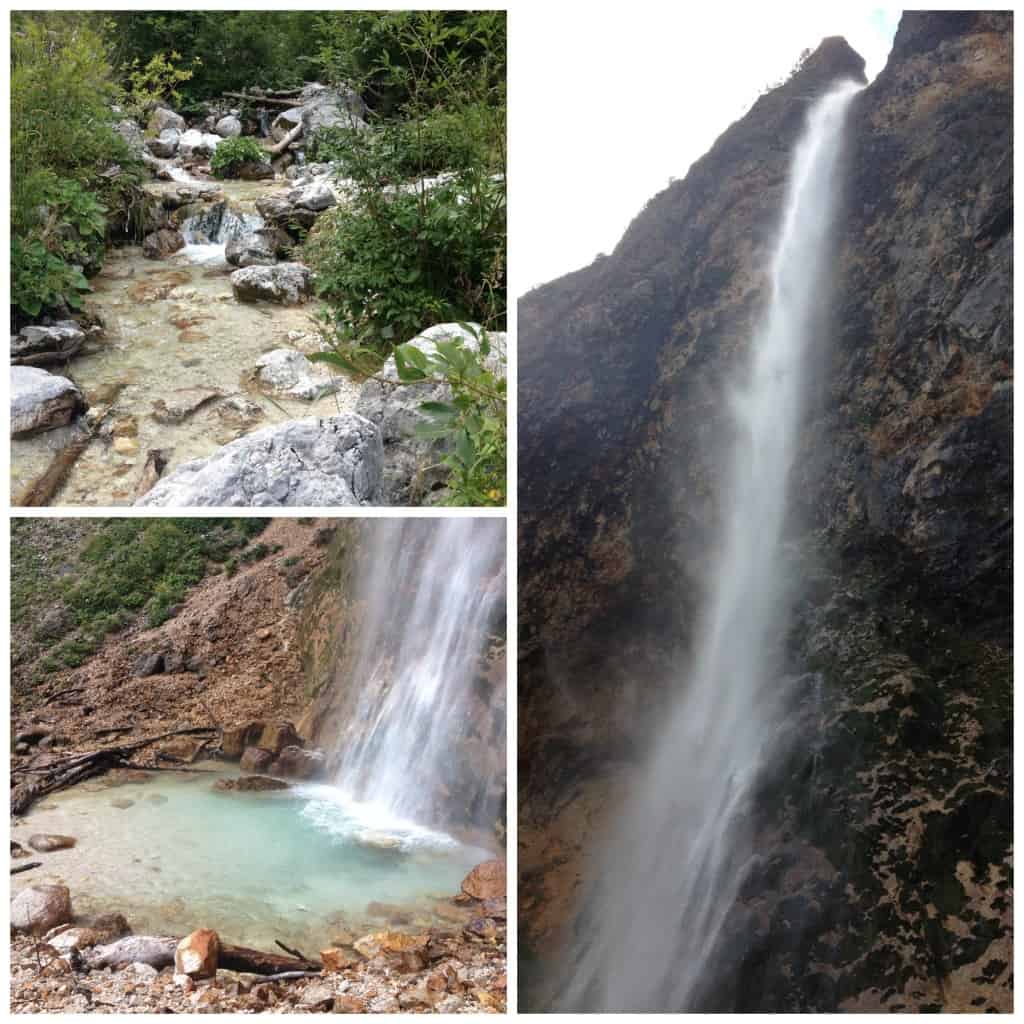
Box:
[230, 263, 311, 305]
[142, 227, 186, 259]
[11, 321, 86, 366]
[11, 366, 86, 438]
[85, 935, 177, 970]
[151, 387, 222, 424]
[225, 227, 291, 268]
[287, 181, 336, 212]
[115, 119, 146, 154]
[11, 884, 73, 934]
[254, 349, 340, 400]
[214, 114, 242, 138]
[146, 128, 180, 159]
[147, 108, 186, 135]
[133, 414, 384, 507]
[178, 129, 222, 160]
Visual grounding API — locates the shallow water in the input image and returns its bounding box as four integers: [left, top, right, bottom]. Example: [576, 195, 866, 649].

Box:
[11, 178, 359, 507]
[12, 765, 490, 951]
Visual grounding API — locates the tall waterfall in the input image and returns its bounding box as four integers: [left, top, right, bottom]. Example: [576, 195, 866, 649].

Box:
[332, 519, 506, 834]
[560, 80, 862, 1011]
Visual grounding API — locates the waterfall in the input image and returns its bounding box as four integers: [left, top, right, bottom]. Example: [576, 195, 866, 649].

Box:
[179, 202, 263, 246]
[330, 519, 506, 835]
[559, 80, 862, 1012]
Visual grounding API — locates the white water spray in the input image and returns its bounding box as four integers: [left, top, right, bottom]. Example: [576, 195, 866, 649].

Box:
[560, 80, 862, 1012]
[331, 519, 506, 833]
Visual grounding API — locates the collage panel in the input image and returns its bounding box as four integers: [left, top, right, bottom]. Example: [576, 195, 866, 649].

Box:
[11, 516, 507, 1012]
[517, 8, 1011, 1015]
[11, 9, 506, 510]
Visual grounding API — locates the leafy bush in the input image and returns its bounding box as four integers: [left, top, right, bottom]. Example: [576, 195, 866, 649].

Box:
[306, 170, 505, 349]
[12, 237, 91, 318]
[210, 136, 269, 179]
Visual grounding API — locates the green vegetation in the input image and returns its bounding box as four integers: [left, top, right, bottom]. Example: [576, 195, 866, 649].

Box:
[210, 136, 269, 179]
[12, 518, 268, 675]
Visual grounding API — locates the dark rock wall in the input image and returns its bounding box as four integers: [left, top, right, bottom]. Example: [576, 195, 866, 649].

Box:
[518, 12, 1011, 1012]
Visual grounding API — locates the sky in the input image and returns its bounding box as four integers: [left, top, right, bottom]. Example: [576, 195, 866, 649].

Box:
[512, 6, 901, 292]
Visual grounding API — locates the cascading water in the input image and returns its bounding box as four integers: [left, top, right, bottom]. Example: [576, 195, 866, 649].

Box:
[559, 80, 862, 1011]
[319, 519, 506, 839]
[178, 202, 264, 262]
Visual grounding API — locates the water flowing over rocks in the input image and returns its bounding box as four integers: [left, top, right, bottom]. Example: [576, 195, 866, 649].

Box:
[10, 367, 86, 437]
[518, 12, 1010, 1013]
[133, 415, 383, 507]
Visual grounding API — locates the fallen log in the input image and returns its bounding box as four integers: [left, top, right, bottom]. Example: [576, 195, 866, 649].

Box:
[223, 91, 298, 107]
[265, 121, 303, 155]
[11, 862, 42, 875]
[220, 943, 321, 976]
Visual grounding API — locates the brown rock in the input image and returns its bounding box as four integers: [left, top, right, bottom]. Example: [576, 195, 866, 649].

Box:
[460, 858, 506, 900]
[221, 721, 265, 759]
[257, 721, 301, 755]
[239, 746, 274, 773]
[481, 897, 507, 920]
[175, 928, 220, 979]
[11, 884, 73, 934]
[213, 775, 289, 793]
[142, 228, 185, 260]
[270, 745, 324, 779]
[332, 994, 368, 1013]
[465, 917, 498, 941]
[320, 946, 357, 972]
[27, 834, 76, 853]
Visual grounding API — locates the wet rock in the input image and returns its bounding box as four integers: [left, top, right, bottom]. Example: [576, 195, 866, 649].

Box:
[225, 228, 291, 268]
[461, 859, 505, 901]
[270, 745, 325, 779]
[178, 129, 222, 161]
[254, 349, 339, 400]
[146, 129, 180, 159]
[230, 263, 311, 305]
[221, 722, 265, 759]
[11, 367, 87, 438]
[175, 928, 220, 979]
[147, 108, 186, 135]
[213, 774, 289, 793]
[11, 884, 73, 934]
[257, 721, 301, 754]
[142, 228, 186, 260]
[27, 834, 76, 853]
[11, 321, 86, 367]
[239, 746, 275, 773]
[320, 946, 358, 972]
[255, 195, 318, 233]
[214, 114, 242, 138]
[287, 182, 336, 212]
[133, 414, 384, 507]
[151, 386, 222, 424]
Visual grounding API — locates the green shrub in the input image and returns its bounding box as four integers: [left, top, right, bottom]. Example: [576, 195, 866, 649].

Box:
[12, 237, 91, 318]
[210, 136, 269, 179]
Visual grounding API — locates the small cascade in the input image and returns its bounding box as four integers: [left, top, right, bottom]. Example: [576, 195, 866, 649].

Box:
[326, 519, 506, 836]
[558, 79, 863, 1011]
[178, 202, 264, 262]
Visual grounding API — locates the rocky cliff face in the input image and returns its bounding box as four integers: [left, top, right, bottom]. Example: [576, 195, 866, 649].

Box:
[518, 12, 1011, 1012]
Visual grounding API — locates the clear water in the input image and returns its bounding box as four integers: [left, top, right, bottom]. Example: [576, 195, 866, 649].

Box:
[12, 765, 490, 951]
[558, 81, 863, 1010]
[10, 178, 359, 507]
[333, 519, 507, 833]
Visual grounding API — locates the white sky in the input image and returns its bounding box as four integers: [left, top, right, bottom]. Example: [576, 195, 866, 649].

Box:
[512, 6, 901, 292]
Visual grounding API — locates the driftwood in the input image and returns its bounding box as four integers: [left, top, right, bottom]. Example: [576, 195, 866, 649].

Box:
[15, 431, 94, 507]
[82, 935, 319, 976]
[10, 727, 218, 816]
[265, 121, 303, 155]
[11, 862, 41, 875]
[135, 449, 169, 500]
[274, 939, 309, 961]
[223, 91, 298, 107]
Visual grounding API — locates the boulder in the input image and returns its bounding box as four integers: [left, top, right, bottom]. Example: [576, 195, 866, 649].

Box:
[178, 129, 222, 161]
[142, 227, 185, 259]
[257, 721, 301, 754]
[11, 320, 86, 366]
[254, 349, 340, 400]
[146, 129, 180, 158]
[10, 366, 86, 438]
[239, 746, 275, 773]
[214, 114, 242, 138]
[151, 387, 222, 424]
[175, 928, 220, 979]
[147, 107, 186, 135]
[11, 884, 73, 934]
[230, 263, 311, 304]
[27, 834, 76, 853]
[233, 160, 275, 181]
[221, 721, 266, 759]
[460, 859, 505, 901]
[271, 82, 368, 142]
[225, 227, 291, 268]
[132, 652, 165, 677]
[287, 182, 336, 212]
[133, 414, 383, 507]
[213, 775, 290, 793]
[255, 194, 318, 233]
[271, 745, 325, 780]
